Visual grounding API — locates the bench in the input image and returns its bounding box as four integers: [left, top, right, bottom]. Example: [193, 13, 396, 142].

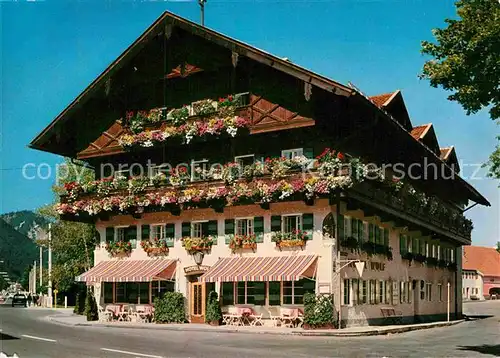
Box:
[380, 307, 403, 324]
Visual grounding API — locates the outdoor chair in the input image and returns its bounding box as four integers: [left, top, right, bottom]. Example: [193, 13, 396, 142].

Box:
[98, 306, 112, 322]
[268, 306, 282, 327]
[280, 308, 298, 328]
[249, 309, 263, 326]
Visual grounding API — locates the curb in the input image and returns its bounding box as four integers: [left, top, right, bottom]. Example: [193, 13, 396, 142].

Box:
[47, 315, 464, 337]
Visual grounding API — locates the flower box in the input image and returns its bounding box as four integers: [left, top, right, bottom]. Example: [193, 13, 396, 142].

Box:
[271, 230, 309, 250]
[276, 239, 306, 248]
[105, 241, 132, 257]
[182, 237, 214, 253]
[141, 239, 170, 257]
[229, 234, 257, 252]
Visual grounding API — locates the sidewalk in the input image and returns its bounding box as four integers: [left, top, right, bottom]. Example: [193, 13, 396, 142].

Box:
[46, 312, 464, 337]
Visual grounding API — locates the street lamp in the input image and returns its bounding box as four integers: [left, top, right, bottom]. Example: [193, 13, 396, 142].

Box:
[193, 251, 204, 266]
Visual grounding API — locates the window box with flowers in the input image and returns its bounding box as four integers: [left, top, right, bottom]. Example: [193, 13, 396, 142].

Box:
[105, 241, 132, 257]
[141, 238, 170, 257]
[228, 234, 257, 252]
[426, 257, 439, 267]
[360, 242, 393, 260]
[182, 236, 214, 253]
[271, 230, 309, 249]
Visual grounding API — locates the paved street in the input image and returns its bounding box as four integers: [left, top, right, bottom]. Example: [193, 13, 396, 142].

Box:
[0, 301, 499, 358]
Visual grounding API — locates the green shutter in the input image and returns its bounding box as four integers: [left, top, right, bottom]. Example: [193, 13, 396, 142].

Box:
[384, 229, 389, 247]
[207, 220, 218, 245]
[271, 215, 282, 232]
[127, 226, 137, 249]
[302, 213, 314, 241]
[106, 227, 114, 243]
[165, 223, 175, 247]
[254, 216, 264, 243]
[225, 219, 235, 244]
[182, 222, 191, 237]
[369, 224, 375, 243]
[359, 221, 365, 244]
[141, 224, 150, 240]
[303, 148, 314, 159]
[400, 234, 406, 254]
[337, 213, 344, 241]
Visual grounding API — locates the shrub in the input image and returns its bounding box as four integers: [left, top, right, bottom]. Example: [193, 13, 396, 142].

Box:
[84, 289, 98, 321]
[205, 291, 222, 324]
[303, 293, 336, 329]
[154, 292, 186, 323]
[74, 288, 87, 315]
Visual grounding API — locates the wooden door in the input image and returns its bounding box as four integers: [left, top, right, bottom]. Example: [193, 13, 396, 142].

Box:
[190, 282, 205, 323]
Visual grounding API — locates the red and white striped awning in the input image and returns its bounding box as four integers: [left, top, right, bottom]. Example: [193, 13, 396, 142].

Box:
[199, 255, 318, 283]
[76, 259, 177, 283]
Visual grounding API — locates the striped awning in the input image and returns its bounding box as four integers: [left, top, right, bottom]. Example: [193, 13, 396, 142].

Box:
[199, 255, 318, 283]
[76, 259, 177, 283]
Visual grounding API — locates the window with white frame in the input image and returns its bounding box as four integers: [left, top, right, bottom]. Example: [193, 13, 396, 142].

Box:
[379, 281, 385, 304]
[437, 245, 441, 260]
[385, 281, 392, 304]
[426, 283, 432, 301]
[151, 224, 165, 240]
[425, 242, 429, 257]
[369, 280, 376, 304]
[192, 222, 204, 238]
[234, 154, 255, 169]
[235, 218, 254, 236]
[191, 159, 209, 181]
[283, 214, 302, 233]
[116, 227, 127, 241]
[281, 148, 304, 160]
[358, 280, 367, 304]
[432, 244, 436, 258]
[451, 248, 455, 263]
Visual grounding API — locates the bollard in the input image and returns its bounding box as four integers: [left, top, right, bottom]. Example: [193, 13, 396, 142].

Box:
[64, 296, 67, 308]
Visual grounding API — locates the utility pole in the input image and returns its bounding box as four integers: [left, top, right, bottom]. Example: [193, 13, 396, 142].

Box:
[39, 246, 43, 290]
[48, 223, 53, 308]
[33, 260, 37, 293]
[199, 0, 207, 27]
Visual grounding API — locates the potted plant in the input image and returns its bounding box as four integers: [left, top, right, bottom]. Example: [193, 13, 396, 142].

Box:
[105, 241, 132, 257]
[229, 234, 257, 252]
[205, 291, 222, 326]
[271, 230, 308, 249]
[141, 238, 170, 256]
[182, 236, 214, 252]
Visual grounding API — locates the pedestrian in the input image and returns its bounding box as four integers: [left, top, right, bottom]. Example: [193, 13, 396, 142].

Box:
[33, 293, 39, 307]
[27, 293, 32, 307]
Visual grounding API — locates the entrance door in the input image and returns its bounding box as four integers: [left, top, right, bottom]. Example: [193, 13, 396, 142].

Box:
[190, 282, 205, 323]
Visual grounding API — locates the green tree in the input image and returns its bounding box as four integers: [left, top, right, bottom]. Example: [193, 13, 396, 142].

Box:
[0, 276, 7, 291]
[496, 241, 500, 253]
[37, 159, 97, 295]
[420, 0, 500, 179]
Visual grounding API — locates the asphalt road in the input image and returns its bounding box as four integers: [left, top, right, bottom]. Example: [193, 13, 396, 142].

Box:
[0, 301, 499, 358]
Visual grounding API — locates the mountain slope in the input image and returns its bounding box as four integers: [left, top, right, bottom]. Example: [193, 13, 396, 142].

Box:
[1, 210, 48, 240]
[0, 218, 38, 280]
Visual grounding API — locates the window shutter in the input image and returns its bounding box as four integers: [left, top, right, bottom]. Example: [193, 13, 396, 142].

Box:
[337, 213, 344, 241]
[358, 220, 365, 244]
[225, 219, 235, 244]
[106, 227, 114, 243]
[271, 215, 282, 232]
[254, 217, 264, 243]
[384, 228, 389, 247]
[369, 224, 375, 243]
[344, 216, 351, 238]
[141, 224, 150, 241]
[400, 234, 406, 254]
[303, 148, 314, 159]
[127, 226, 137, 249]
[182, 222, 191, 237]
[165, 223, 175, 247]
[207, 220, 218, 245]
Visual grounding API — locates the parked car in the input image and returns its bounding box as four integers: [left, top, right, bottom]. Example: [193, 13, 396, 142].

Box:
[11, 293, 27, 307]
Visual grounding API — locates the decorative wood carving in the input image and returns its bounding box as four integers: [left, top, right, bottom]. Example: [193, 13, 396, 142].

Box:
[165, 23, 173, 39]
[165, 63, 203, 79]
[304, 82, 312, 101]
[231, 52, 239, 68]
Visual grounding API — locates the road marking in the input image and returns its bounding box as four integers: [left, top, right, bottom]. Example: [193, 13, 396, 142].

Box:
[21, 334, 57, 342]
[101, 348, 163, 358]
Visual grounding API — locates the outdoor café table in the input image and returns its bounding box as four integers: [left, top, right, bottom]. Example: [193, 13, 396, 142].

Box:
[106, 304, 122, 320]
[236, 307, 253, 326]
[280, 308, 299, 328]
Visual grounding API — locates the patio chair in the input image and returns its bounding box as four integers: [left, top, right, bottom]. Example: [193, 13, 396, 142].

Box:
[268, 306, 282, 327]
[98, 306, 112, 322]
[249, 308, 263, 326]
[280, 308, 298, 328]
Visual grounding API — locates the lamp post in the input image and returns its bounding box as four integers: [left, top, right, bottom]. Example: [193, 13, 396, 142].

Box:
[198, 0, 207, 26]
[193, 251, 204, 266]
[48, 223, 53, 308]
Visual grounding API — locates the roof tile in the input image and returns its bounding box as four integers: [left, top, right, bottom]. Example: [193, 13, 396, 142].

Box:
[463, 246, 500, 277]
[369, 92, 397, 108]
[410, 124, 432, 140]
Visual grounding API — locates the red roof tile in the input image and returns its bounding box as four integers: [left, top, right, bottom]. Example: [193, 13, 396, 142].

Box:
[463, 246, 500, 277]
[410, 123, 432, 140]
[369, 91, 398, 108]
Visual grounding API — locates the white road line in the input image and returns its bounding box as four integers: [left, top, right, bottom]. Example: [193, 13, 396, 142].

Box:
[101, 348, 164, 358]
[21, 334, 57, 342]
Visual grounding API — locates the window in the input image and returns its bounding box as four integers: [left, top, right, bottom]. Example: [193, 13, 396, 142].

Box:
[236, 218, 254, 236]
[236, 282, 266, 305]
[116, 282, 150, 304]
[352, 279, 359, 304]
[351, 219, 365, 242]
[400, 234, 407, 254]
[438, 284, 443, 302]
[151, 224, 165, 240]
[343, 279, 351, 305]
[437, 245, 441, 260]
[400, 282, 405, 304]
[426, 283, 432, 301]
[385, 281, 392, 304]
[369, 280, 376, 304]
[221, 282, 234, 306]
[192, 222, 204, 238]
[103, 283, 113, 304]
[425, 242, 429, 257]
[116, 227, 127, 241]
[235, 154, 255, 169]
[283, 279, 315, 305]
[451, 248, 455, 263]
[283, 214, 302, 233]
[407, 236, 412, 253]
[432, 244, 436, 258]
[152, 280, 175, 302]
[269, 282, 281, 306]
[281, 148, 304, 160]
[191, 159, 209, 181]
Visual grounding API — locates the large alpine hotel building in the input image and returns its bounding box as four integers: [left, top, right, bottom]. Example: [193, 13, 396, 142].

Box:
[30, 12, 489, 327]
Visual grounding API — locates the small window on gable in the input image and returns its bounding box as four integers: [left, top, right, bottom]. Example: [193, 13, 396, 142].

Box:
[281, 148, 304, 160]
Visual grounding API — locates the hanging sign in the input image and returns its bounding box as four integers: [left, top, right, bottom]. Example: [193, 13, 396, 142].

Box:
[184, 265, 210, 276]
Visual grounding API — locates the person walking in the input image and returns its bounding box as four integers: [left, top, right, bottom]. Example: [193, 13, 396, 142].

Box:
[27, 293, 32, 307]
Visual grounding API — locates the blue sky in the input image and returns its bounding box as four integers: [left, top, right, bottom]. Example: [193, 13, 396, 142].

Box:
[1, 0, 498, 247]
